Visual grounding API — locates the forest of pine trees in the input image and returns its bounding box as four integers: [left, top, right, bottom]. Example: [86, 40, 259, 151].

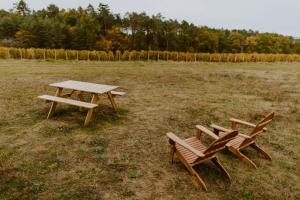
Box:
[1, 0, 300, 54]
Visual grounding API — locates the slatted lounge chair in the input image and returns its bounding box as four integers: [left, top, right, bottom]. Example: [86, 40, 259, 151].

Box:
[167, 127, 238, 191]
[210, 112, 275, 169]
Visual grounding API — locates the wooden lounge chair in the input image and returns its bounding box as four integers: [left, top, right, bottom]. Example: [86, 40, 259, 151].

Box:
[167, 127, 238, 191]
[210, 112, 275, 169]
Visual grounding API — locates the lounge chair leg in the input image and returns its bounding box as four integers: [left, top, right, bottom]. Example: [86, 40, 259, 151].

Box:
[191, 167, 208, 191]
[250, 143, 272, 160]
[169, 145, 175, 164]
[174, 151, 208, 191]
[229, 147, 257, 169]
[211, 157, 231, 181]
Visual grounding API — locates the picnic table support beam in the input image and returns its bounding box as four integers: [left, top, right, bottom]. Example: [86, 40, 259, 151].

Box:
[77, 91, 85, 112]
[60, 90, 76, 98]
[107, 91, 117, 112]
[84, 94, 98, 126]
[47, 88, 63, 119]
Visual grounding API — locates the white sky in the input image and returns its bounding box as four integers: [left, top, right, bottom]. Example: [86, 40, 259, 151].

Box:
[0, 0, 299, 37]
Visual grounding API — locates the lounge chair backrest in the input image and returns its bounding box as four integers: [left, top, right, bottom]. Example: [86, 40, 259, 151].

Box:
[248, 120, 271, 139]
[238, 113, 275, 148]
[259, 112, 275, 124]
[204, 130, 238, 156]
[249, 112, 275, 137]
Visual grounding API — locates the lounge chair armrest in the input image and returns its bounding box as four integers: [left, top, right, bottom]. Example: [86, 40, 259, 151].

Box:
[239, 133, 251, 139]
[167, 132, 205, 157]
[230, 118, 256, 127]
[230, 118, 267, 131]
[210, 124, 232, 133]
[196, 125, 219, 140]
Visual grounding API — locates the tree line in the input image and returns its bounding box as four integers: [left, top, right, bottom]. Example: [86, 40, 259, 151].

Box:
[0, 0, 300, 54]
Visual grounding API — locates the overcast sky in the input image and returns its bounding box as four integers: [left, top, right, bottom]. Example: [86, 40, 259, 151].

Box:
[1, 0, 299, 37]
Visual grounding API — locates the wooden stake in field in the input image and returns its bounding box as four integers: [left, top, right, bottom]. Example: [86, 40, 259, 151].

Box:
[147, 51, 150, 61]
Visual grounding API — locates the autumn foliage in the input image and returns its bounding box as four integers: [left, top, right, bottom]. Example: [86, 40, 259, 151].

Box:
[1, 1, 300, 54]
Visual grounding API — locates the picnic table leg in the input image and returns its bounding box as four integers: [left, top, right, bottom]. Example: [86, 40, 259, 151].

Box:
[84, 94, 98, 126]
[47, 88, 63, 119]
[107, 91, 117, 112]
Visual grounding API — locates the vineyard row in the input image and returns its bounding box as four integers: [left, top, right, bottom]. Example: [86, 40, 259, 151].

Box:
[1, 47, 300, 62]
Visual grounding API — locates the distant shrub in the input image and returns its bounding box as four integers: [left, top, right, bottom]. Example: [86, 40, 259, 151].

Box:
[107, 51, 114, 61]
[99, 51, 108, 61]
[115, 50, 122, 61]
[0, 47, 7, 58]
[121, 50, 130, 61]
[55, 49, 66, 60]
[89, 51, 98, 61]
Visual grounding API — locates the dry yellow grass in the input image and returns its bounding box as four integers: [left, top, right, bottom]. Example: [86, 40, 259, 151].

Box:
[0, 60, 299, 200]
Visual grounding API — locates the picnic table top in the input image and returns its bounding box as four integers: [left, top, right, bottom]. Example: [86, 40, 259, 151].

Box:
[49, 80, 119, 94]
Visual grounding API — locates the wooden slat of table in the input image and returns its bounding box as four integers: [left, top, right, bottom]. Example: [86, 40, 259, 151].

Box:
[49, 80, 119, 94]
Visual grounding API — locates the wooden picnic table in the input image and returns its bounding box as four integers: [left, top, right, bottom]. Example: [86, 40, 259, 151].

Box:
[39, 80, 124, 126]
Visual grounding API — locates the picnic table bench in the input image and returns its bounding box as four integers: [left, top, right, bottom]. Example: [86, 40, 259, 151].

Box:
[38, 95, 98, 109]
[38, 80, 125, 126]
[111, 91, 126, 96]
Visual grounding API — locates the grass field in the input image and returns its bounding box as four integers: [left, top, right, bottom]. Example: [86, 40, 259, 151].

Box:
[0, 60, 299, 200]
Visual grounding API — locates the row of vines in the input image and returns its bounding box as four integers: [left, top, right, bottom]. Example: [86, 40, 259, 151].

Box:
[0, 47, 300, 62]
